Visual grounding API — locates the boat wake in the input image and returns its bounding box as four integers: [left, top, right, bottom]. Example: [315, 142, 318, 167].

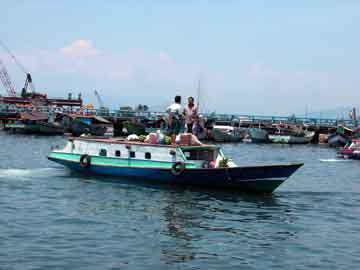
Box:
[0, 167, 66, 178]
[319, 158, 349, 162]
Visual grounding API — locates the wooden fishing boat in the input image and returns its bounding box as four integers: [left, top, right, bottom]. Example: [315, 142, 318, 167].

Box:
[122, 121, 146, 135]
[38, 122, 64, 135]
[4, 111, 64, 135]
[212, 125, 246, 142]
[328, 133, 348, 147]
[328, 126, 352, 147]
[47, 135, 303, 193]
[244, 128, 269, 143]
[65, 115, 112, 137]
[268, 125, 315, 144]
[4, 122, 37, 133]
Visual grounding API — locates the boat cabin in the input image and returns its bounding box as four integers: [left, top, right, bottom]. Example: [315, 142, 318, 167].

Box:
[54, 137, 227, 169]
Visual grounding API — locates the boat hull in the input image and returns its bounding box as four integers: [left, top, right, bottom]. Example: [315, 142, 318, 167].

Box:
[5, 122, 64, 135]
[212, 127, 246, 142]
[48, 155, 303, 193]
[38, 122, 64, 135]
[338, 148, 360, 160]
[247, 128, 269, 143]
[72, 121, 107, 137]
[268, 131, 315, 144]
[5, 123, 40, 134]
[328, 133, 348, 147]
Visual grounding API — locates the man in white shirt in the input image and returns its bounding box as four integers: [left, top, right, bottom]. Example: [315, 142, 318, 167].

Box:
[166, 95, 182, 135]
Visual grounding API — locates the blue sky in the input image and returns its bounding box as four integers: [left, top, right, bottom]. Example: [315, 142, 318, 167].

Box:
[1, 1, 360, 115]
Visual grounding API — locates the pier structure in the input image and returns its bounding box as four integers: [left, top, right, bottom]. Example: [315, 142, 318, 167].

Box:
[0, 105, 354, 130]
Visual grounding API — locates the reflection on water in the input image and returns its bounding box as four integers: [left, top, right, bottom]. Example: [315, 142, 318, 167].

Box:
[162, 191, 197, 264]
[159, 189, 299, 266]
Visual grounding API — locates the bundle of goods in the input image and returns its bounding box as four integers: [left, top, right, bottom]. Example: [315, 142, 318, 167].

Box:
[139, 131, 202, 146]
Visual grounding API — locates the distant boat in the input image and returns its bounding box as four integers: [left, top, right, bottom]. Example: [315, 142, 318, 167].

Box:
[328, 133, 348, 147]
[328, 125, 352, 147]
[38, 122, 64, 135]
[4, 111, 64, 135]
[244, 128, 269, 143]
[268, 129, 315, 144]
[338, 139, 360, 159]
[65, 115, 112, 137]
[212, 125, 246, 142]
[122, 121, 146, 136]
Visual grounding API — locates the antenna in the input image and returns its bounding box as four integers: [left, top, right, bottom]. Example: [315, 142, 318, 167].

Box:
[197, 79, 200, 111]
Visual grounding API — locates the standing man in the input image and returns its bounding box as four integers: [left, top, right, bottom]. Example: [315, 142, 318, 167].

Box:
[183, 96, 198, 134]
[166, 95, 182, 135]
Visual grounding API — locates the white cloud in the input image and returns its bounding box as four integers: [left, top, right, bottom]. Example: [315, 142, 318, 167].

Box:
[1, 41, 359, 114]
[59, 40, 100, 56]
[6, 40, 200, 85]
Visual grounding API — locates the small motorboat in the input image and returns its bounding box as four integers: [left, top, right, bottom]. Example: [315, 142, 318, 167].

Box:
[338, 139, 360, 159]
[48, 133, 303, 193]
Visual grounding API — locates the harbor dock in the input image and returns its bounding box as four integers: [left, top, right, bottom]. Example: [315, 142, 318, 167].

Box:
[0, 105, 357, 146]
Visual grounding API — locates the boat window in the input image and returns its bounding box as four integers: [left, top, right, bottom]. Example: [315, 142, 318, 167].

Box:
[130, 151, 136, 158]
[99, 149, 107, 157]
[145, 152, 151, 159]
[115, 150, 121, 157]
[182, 149, 217, 161]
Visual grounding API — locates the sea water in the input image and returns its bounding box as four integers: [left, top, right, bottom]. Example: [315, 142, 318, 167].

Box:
[0, 133, 359, 269]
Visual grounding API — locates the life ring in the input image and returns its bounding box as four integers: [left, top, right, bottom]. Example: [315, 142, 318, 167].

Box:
[171, 162, 185, 176]
[80, 154, 91, 168]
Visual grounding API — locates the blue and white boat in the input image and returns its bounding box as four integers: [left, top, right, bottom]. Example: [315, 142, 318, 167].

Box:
[47, 135, 303, 193]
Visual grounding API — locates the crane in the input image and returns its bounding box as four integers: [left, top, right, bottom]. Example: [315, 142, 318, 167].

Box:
[94, 90, 104, 108]
[94, 90, 109, 115]
[0, 40, 36, 97]
[0, 58, 17, 96]
[21, 73, 35, 97]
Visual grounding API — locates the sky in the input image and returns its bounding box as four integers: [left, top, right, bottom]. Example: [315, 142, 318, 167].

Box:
[1, 1, 360, 115]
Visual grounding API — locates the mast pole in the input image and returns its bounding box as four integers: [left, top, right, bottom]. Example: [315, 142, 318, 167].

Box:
[197, 79, 200, 112]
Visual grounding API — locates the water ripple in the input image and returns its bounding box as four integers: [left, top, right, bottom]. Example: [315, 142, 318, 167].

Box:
[0, 133, 359, 269]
